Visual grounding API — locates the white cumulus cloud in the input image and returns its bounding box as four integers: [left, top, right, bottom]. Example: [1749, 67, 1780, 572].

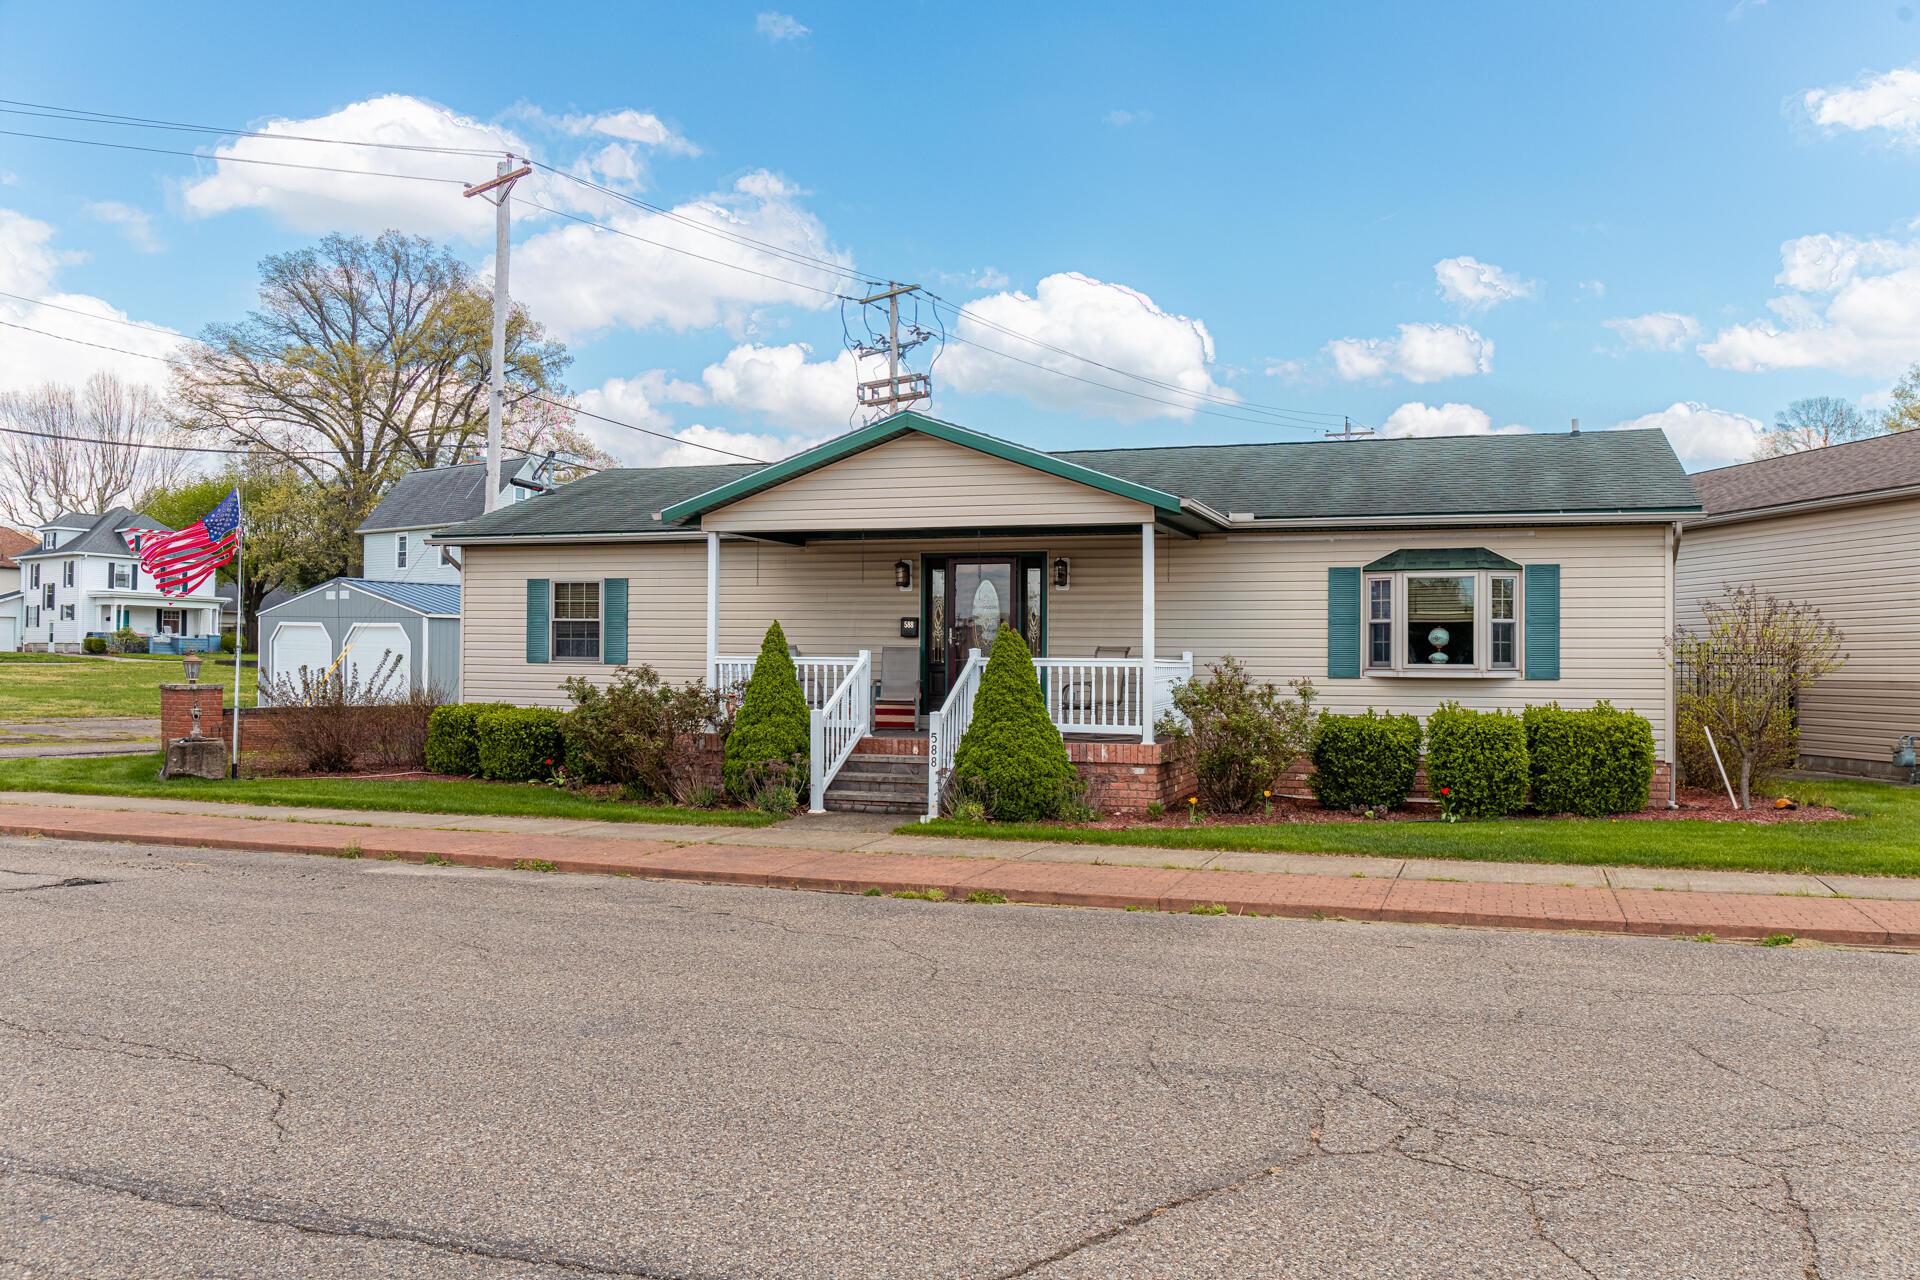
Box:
[1613, 402, 1764, 469]
[1379, 401, 1527, 438]
[1803, 64, 1920, 142]
[756, 11, 810, 40]
[1604, 311, 1700, 352]
[1325, 323, 1492, 383]
[0, 209, 183, 394]
[83, 201, 161, 253]
[181, 95, 527, 238]
[1700, 231, 1920, 376]
[1433, 256, 1533, 309]
[938, 272, 1229, 420]
[698, 343, 863, 430]
[510, 170, 851, 338]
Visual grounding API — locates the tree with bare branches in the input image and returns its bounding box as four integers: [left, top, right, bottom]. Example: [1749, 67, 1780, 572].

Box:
[1670, 586, 1845, 807]
[0, 371, 194, 524]
[1756, 396, 1879, 458]
[169, 231, 581, 566]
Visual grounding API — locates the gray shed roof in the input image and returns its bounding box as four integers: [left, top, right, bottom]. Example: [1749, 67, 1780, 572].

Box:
[358, 457, 533, 533]
[437, 418, 1699, 543]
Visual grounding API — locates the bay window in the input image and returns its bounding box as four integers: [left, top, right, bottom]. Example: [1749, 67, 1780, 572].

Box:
[1361, 566, 1521, 675]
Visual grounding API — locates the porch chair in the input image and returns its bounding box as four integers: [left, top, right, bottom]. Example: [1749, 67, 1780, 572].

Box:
[1063, 645, 1132, 728]
[873, 645, 920, 731]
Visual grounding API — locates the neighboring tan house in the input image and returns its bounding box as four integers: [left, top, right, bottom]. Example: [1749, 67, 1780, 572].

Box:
[1677, 431, 1920, 780]
[11, 510, 222, 652]
[256, 456, 544, 700]
[435, 411, 1700, 816]
[0, 526, 36, 652]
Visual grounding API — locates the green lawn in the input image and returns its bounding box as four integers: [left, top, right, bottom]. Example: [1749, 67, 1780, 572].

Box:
[907, 780, 1920, 878]
[0, 652, 256, 719]
[0, 753, 776, 827]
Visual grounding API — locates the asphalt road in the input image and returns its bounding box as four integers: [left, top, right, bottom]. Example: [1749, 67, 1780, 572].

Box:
[0, 835, 1916, 1279]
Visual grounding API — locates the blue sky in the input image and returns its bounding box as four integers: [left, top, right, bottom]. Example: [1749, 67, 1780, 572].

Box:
[1, 0, 1916, 470]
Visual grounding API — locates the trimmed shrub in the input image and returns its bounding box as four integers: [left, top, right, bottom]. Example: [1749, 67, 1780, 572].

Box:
[562, 665, 728, 803]
[1424, 702, 1529, 819]
[1309, 711, 1421, 810]
[425, 703, 490, 776]
[220, 630, 238, 654]
[81, 635, 107, 655]
[1524, 701, 1656, 815]
[951, 627, 1081, 821]
[109, 627, 144, 655]
[1160, 659, 1318, 812]
[475, 706, 567, 782]
[723, 621, 811, 802]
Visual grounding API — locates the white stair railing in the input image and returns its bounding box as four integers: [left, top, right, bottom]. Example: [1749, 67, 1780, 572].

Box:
[712, 654, 862, 709]
[924, 648, 984, 821]
[807, 650, 872, 813]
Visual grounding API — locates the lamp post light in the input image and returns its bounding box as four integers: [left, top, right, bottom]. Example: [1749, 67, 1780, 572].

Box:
[182, 652, 203, 686]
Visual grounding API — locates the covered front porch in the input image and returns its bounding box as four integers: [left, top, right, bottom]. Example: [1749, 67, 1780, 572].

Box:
[698, 526, 1194, 815]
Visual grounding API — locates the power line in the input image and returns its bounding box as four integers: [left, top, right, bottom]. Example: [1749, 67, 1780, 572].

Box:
[7, 104, 1354, 432]
[0, 98, 510, 157]
[0, 127, 473, 187]
[0, 315, 768, 466]
[0, 422, 329, 459]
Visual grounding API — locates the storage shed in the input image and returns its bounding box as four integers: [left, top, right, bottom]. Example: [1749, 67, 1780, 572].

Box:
[258, 579, 461, 702]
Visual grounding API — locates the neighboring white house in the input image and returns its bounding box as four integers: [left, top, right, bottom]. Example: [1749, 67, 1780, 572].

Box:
[0, 526, 35, 652]
[11, 509, 222, 652]
[355, 455, 542, 585]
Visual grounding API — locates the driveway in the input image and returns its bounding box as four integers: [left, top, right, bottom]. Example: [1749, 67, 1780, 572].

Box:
[0, 834, 1915, 1278]
[0, 716, 158, 758]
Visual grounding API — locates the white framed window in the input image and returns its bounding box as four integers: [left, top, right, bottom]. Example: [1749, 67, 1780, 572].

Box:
[1361, 569, 1521, 675]
[29, 564, 39, 589]
[41, 532, 53, 550]
[60, 604, 74, 621]
[396, 534, 408, 569]
[159, 608, 183, 634]
[62, 560, 74, 588]
[111, 563, 134, 590]
[42, 584, 54, 609]
[551, 581, 602, 661]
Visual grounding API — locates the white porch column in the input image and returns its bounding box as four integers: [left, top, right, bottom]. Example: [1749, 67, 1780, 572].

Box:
[705, 531, 719, 685]
[1141, 521, 1156, 745]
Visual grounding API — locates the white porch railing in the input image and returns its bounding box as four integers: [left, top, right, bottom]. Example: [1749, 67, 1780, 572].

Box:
[712, 654, 863, 709]
[1034, 653, 1194, 739]
[925, 648, 984, 821]
[808, 650, 872, 813]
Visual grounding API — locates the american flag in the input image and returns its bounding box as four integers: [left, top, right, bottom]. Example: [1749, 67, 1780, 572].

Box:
[138, 488, 241, 597]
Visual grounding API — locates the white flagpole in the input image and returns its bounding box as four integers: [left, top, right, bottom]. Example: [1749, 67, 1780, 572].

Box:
[229, 490, 244, 778]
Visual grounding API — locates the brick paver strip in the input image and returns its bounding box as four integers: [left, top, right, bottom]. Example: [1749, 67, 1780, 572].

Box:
[3, 802, 1916, 947]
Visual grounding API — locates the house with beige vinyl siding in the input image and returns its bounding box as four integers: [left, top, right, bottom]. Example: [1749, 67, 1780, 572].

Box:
[435, 411, 1699, 816]
[1677, 432, 1920, 781]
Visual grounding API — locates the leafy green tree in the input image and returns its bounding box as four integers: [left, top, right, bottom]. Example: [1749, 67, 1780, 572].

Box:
[1880, 362, 1920, 436]
[169, 231, 580, 577]
[723, 621, 811, 801]
[951, 627, 1079, 821]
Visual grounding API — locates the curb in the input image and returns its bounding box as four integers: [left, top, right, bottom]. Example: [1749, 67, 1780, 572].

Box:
[3, 807, 1917, 948]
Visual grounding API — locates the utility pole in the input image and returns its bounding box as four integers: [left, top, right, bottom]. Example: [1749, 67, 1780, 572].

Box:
[464, 155, 532, 512]
[1325, 415, 1376, 442]
[851, 281, 932, 421]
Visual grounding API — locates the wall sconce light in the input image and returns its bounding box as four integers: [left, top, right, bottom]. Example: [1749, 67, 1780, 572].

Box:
[1052, 556, 1071, 591]
[894, 559, 913, 592]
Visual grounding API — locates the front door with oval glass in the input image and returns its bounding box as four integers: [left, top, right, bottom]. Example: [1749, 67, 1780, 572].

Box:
[926, 556, 1041, 707]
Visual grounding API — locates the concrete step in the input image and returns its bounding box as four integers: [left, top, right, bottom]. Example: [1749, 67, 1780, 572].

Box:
[834, 758, 925, 779]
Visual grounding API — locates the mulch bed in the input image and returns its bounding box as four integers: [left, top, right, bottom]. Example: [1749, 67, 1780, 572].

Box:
[1077, 786, 1847, 831]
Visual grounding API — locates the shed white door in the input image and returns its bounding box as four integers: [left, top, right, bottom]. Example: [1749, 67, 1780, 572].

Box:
[344, 623, 411, 698]
[270, 623, 332, 694]
[0, 615, 15, 652]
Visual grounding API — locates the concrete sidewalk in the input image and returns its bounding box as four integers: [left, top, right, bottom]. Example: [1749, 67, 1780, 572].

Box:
[2, 791, 1918, 946]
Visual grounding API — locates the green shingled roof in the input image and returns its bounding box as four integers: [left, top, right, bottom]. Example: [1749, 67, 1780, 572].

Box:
[434, 420, 1698, 542]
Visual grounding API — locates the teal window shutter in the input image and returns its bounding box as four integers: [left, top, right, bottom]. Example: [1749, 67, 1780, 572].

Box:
[1524, 564, 1560, 680]
[526, 579, 549, 664]
[602, 578, 628, 665]
[1327, 568, 1361, 679]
